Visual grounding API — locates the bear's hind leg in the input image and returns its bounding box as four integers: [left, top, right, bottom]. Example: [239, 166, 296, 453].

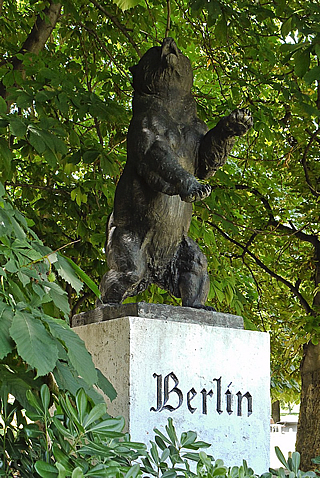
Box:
[175, 237, 215, 310]
[98, 226, 149, 305]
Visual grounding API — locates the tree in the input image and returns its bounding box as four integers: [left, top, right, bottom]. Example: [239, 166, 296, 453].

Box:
[0, 0, 319, 469]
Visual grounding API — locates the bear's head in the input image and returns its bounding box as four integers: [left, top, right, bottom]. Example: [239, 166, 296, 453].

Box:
[130, 38, 193, 97]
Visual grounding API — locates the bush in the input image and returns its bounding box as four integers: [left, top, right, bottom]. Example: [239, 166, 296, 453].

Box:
[1, 386, 319, 478]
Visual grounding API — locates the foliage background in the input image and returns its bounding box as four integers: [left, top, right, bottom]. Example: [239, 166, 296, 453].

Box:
[0, 0, 320, 469]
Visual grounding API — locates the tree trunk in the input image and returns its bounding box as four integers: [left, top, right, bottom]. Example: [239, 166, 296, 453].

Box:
[296, 240, 320, 470]
[271, 400, 280, 423]
[296, 342, 320, 470]
[0, 1, 61, 100]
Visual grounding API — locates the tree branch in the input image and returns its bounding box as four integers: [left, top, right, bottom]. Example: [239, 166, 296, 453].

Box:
[90, 0, 141, 58]
[165, 0, 171, 37]
[0, 1, 61, 99]
[79, 24, 132, 82]
[235, 184, 320, 247]
[209, 220, 314, 316]
[19, 1, 62, 57]
[301, 128, 320, 197]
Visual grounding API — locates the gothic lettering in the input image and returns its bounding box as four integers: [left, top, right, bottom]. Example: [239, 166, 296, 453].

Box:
[150, 373, 253, 416]
[187, 387, 197, 413]
[236, 391, 253, 416]
[200, 388, 213, 414]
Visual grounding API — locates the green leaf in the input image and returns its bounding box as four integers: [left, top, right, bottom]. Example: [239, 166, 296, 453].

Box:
[63, 256, 100, 298]
[35, 461, 58, 478]
[0, 302, 14, 359]
[181, 431, 197, 447]
[275, 446, 289, 469]
[43, 316, 98, 386]
[10, 311, 59, 377]
[0, 96, 7, 114]
[96, 368, 117, 402]
[71, 467, 84, 478]
[52, 416, 75, 440]
[55, 463, 67, 478]
[111, 0, 141, 11]
[0, 138, 13, 172]
[294, 49, 310, 78]
[40, 384, 51, 411]
[86, 416, 125, 434]
[44, 281, 70, 316]
[26, 389, 44, 414]
[9, 118, 27, 137]
[304, 66, 320, 85]
[29, 129, 46, 153]
[124, 464, 141, 478]
[83, 402, 107, 429]
[291, 451, 300, 474]
[0, 366, 35, 409]
[75, 388, 88, 424]
[281, 17, 292, 38]
[83, 150, 100, 164]
[214, 15, 227, 44]
[54, 254, 83, 294]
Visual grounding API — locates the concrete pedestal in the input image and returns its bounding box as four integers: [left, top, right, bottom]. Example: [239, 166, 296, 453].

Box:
[72, 303, 270, 473]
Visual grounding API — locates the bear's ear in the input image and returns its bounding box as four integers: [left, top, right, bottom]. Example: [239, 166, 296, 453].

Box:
[129, 64, 138, 76]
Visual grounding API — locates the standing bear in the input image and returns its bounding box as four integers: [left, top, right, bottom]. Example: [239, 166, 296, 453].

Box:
[99, 37, 252, 309]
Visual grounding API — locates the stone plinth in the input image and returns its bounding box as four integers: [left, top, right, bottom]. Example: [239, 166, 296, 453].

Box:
[72, 303, 270, 473]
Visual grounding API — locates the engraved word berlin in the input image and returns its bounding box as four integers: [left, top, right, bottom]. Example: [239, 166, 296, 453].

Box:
[150, 372, 253, 416]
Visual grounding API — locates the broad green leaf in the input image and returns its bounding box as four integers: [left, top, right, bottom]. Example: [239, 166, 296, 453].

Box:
[43, 316, 98, 386]
[53, 361, 105, 404]
[214, 16, 227, 44]
[160, 448, 170, 462]
[71, 467, 84, 478]
[111, 0, 141, 10]
[54, 254, 83, 294]
[43, 281, 70, 316]
[291, 451, 300, 474]
[0, 138, 13, 172]
[0, 367, 34, 409]
[180, 430, 197, 447]
[82, 402, 107, 429]
[55, 462, 67, 478]
[26, 389, 44, 414]
[96, 368, 117, 402]
[304, 66, 320, 85]
[75, 388, 88, 424]
[9, 118, 27, 137]
[35, 461, 58, 478]
[294, 49, 310, 78]
[275, 446, 289, 469]
[63, 256, 100, 298]
[29, 129, 46, 153]
[10, 311, 59, 377]
[40, 384, 51, 410]
[281, 17, 292, 38]
[124, 464, 140, 478]
[0, 302, 14, 359]
[86, 416, 125, 434]
[52, 416, 75, 440]
[0, 96, 7, 114]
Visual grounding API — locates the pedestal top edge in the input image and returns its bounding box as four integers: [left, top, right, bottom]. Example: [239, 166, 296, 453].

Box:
[71, 302, 244, 329]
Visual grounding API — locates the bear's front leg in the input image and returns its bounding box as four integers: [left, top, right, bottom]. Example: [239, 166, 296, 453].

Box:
[178, 177, 212, 203]
[220, 108, 253, 137]
[197, 108, 253, 179]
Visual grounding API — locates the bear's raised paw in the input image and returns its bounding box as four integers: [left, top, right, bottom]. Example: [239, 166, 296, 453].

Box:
[224, 108, 253, 137]
[180, 183, 211, 203]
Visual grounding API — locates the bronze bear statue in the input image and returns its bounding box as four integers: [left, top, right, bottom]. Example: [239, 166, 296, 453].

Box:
[99, 38, 252, 309]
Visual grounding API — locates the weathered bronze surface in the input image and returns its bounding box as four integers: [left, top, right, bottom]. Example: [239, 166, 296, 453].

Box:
[99, 38, 252, 309]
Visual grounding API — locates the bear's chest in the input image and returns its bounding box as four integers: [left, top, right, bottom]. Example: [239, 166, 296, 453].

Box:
[159, 120, 204, 170]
